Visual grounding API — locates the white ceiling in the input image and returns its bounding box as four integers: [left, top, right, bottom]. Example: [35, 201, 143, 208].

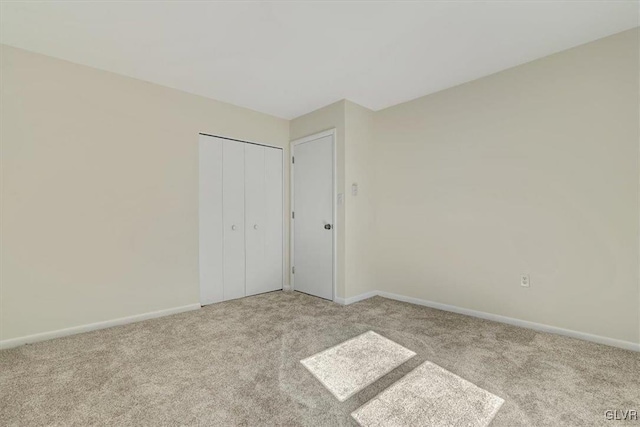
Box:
[1, 1, 638, 119]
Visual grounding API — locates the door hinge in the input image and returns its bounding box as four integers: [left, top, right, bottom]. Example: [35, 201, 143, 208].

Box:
[292, 266, 295, 274]
[292, 156, 295, 164]
[292, 211, 295, 219]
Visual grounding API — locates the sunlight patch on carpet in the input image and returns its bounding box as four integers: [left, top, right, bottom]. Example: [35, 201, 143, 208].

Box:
[351, 361, 504, 427]
[300, 331, 416, 402]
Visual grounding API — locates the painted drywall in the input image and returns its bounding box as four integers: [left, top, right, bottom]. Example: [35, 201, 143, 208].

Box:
[373, 29, 640, 344]
[344, 101, 377, 298]
[0, 45, 289, 341]
[289, 101, 346, 298]
[3, 27, 639, 348]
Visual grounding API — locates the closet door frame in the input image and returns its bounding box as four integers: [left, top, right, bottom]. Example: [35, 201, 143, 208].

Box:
[198, 133, 285, 304]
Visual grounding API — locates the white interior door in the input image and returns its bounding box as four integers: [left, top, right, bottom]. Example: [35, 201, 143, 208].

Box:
[222, 139, 245, 300]
[293, 133, 334, 300]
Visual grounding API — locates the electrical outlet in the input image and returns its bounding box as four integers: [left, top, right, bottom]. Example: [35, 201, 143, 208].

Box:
[520, 274, 530, 287]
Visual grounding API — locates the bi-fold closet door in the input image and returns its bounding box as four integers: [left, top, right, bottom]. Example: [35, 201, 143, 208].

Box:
[199, 134, 283, 305]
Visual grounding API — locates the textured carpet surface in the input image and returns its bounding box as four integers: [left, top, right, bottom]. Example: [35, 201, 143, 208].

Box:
[1, 291, 638, 426]
[351, 361, 504, 427]
[301, 330, 415, 401]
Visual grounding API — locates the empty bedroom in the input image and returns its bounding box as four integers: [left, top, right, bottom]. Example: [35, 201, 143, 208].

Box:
[1, 1, 638, 426]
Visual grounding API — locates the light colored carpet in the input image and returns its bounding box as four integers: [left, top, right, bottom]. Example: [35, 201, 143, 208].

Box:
[1, 291, 638, 426]
[352, 361, 504, 427]
[301, 330, 416, 401]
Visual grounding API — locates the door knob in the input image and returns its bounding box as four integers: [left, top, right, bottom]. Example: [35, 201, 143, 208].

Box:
[324, 224, 332, 230]
[231, 225, 236, 231]
[254, 224, 259, 230]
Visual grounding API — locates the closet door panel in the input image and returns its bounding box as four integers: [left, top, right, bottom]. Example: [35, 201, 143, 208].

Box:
[222, 140, 245, 301]
[245, 144, 266, 296]
[198, 135, 223, 305]
[264, 147, 284, 291]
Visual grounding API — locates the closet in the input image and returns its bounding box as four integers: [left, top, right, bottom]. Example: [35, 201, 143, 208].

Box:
[199, 133, 283, 305]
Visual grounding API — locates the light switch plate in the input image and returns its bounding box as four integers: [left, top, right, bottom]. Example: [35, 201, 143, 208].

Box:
[337, 193, 344, 205]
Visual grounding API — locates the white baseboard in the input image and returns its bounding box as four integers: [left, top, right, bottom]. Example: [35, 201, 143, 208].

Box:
[4, 292, 637, 353]
[335, 291, 379, 306]
[341, 290, 640, 352]
[0, 303, 201, 350]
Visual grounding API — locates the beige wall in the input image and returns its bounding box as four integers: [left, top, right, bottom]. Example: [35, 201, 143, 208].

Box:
[373, 29, 640, 344]
[1, 45, 289, 341]
[344, 101, 376, 298]
[3, 28, 639, 347]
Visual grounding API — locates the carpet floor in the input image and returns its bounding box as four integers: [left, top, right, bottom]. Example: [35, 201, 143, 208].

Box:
[1, 291, 638, 426]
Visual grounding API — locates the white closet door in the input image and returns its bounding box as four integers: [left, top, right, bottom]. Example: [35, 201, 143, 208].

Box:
[246, 144, 283, 296]
[263, 147, 283, 292]
[198, 135, 223, 305]
[245, 144, 266, 296]
[222, 139, 245, 300]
